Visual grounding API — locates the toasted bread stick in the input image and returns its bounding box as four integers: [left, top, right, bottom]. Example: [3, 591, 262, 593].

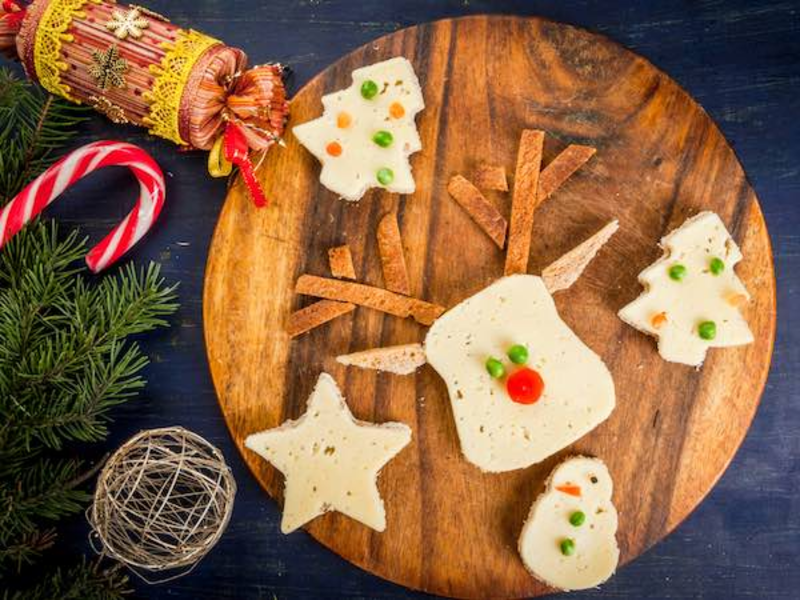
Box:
[328, 245, 357, 280]
[447, 175, 508, 249]
[542, 220, 619, 293]
[287, 300, 356, 337]
[537, 145, 596, 204]
[337, 343, 427, 375]
[376, 213, 411, 294]
[474, 163, 508, 192]
[505, 130, 545, 275]
[296, 275, 445, 326]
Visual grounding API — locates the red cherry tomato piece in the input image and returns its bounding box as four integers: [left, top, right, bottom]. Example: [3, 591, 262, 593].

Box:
[506, 367, 544, 404]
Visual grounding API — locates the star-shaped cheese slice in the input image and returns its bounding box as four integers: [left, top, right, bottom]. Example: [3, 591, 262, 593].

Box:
[292, 57, 425, 201]
[244, 373, 412, 533]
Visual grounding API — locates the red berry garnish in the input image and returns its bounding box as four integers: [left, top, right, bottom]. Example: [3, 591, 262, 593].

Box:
[506, 367, 544, 405]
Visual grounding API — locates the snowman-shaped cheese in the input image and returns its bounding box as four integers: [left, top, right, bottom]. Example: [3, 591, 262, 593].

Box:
[519, 456, 619, 591]
[424, 275, 615, 473]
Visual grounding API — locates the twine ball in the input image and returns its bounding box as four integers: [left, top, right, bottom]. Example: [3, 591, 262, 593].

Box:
[89, 427, 236, 579]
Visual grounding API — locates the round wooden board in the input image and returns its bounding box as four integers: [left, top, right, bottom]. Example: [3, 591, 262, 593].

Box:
[204, 15, 775, 599]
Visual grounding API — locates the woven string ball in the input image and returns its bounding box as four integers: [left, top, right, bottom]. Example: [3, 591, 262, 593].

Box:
[89, 427, 236, 580]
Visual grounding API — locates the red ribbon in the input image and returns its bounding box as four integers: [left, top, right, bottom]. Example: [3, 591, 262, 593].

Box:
[203, 64, 287, 209]
[1, 0, 26, 28]
[223, 121, 267, 208]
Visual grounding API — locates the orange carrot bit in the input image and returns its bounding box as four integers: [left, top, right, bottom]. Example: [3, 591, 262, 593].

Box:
[555, 484, 582, 497]
[651, 311, 668, 329]
[326, 141, 343, 157]
[336, 112, 352, 129]
[725, 292, 748, 307]
[389, 102, 405, 119]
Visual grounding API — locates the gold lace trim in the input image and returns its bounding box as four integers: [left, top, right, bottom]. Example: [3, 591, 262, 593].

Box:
[34, 0, 102, 101]
[143, 29, 220, 145]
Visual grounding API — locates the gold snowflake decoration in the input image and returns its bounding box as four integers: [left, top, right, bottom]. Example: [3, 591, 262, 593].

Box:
[89, 96, 129, 124]
[89, 45, 128, 90]
[105, 7, 149, 40]
[129, 4, 170, 23]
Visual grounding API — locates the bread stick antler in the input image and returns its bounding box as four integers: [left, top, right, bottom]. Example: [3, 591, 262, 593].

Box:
[336, 220, 619, 373]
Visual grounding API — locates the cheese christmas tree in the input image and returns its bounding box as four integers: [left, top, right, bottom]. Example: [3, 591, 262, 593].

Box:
[293, 57, 425, 201]
[618, 211, 753, 366]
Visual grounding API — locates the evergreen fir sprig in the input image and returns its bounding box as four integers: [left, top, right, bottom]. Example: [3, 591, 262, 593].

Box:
[0, 222, 178, 591]
[2, 556, 130, 600]
[0, 223, 179, 456]
[0, 67, 176, 599]
[0, 529, 57, 571]
[0, 70, 88, 203]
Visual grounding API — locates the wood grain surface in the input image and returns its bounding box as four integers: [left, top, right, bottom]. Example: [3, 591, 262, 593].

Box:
[203, 15, 776, 599]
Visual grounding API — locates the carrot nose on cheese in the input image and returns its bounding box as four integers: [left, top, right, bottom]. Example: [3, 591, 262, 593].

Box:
[518, 456, 619, 591]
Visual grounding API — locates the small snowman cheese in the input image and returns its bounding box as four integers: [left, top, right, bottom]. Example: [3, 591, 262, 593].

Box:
[424, 275, 615, 473]
[518, 456, 619, 591]
[618, 211, 753, 366]
[293, 57, 425, 201]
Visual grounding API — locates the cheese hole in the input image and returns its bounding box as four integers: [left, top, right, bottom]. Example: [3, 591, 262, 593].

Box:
[324, 446, 336, 455]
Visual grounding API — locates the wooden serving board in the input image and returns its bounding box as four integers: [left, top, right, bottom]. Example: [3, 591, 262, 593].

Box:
[204, 16, 775, 599]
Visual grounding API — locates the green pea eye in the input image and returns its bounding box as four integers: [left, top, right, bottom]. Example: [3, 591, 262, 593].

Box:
[569, 511, 586, 527]
[372, 131, 394, 147]
[376, 168, 394, 186]
[485, 357, 505, 379]
[710, 257, 725, 275]
[507, 344, 529, 365]
[360, 80, 379, 99]
[698, 321, 717, 340]
[560, 538, 576, 556]
[669, 264, 687, 281]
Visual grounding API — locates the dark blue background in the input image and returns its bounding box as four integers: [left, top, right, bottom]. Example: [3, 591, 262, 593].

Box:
[16, 1, 799, 598]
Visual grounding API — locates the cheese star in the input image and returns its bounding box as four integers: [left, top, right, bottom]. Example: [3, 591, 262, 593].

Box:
[245, 373, 412, 533]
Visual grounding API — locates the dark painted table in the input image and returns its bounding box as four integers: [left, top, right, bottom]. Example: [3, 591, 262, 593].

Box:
[31, 1, 799, 598]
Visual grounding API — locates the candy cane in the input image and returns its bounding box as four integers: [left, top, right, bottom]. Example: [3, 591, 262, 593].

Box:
[0, 141, 165, 273]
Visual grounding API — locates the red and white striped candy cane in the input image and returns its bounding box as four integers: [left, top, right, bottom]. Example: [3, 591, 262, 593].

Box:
[0, 140, 165, 273]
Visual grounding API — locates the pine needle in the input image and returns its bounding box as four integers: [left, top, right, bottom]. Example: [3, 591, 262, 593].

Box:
[0, 67, 172, 598]
[0, 70, 88, 204]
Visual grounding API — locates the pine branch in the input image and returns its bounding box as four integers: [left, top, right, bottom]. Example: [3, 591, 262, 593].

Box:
[0, 223, 179, 453]
[0, 529, 56, 571]
[0, 70, 88, 204]
[2, 557, 130, 600]
[0, 457, 90, 543]
[0, 66, 168, 599]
